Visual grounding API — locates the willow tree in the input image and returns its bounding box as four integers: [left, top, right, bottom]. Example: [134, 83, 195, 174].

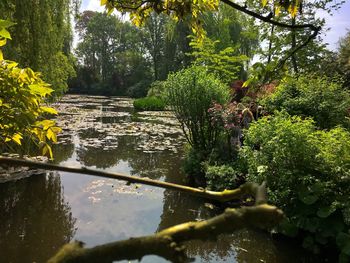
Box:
[0, 0, 77, 96]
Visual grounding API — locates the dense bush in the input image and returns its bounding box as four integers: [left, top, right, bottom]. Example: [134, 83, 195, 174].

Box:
[133, 96, 166, 111]
[240, 112, 350, 261]
[260, 76, 350, 129]
[165, 66, 230, 153]
[204, 164, 241, 191]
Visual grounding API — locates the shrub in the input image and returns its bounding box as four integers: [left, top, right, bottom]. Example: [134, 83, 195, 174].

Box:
[241, 112, 350, 260]
[182, 147, 207, 186]
[165, 66, 230, 153]
[260, 75, 350, 129]
[147, 80, 167, 99]
[0, 20, 60, 158]
[204, 164, 241, 191]
[133, 96, 166, 111]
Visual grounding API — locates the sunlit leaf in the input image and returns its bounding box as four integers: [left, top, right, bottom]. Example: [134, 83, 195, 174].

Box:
[46, 128, 57, 142]
[29, 84, 54, 96]
[288, 5, 298, 18]
[0, 39, 6, 47]
[275, 5, 281, 16]
[262, 0, 268, 7]
[41, 106, 58, 115]
[0, 28, 11, 39]
[12, 133, 23, 145]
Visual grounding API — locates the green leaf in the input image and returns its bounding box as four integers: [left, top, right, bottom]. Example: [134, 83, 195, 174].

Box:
[29, 84, 54, 97]
[36, 119, 56, 130]
[42, 143, 53, 159]
[261, 0, 268, 7]
[0, 38, 6, 47]
[46, 128, 57, 142]
[0, 20, 16, 28]
[317, 206, 337, 218]
[41, 106, 58, 115]
[12, 133, 22, 145]
[0, 28, 11, 39]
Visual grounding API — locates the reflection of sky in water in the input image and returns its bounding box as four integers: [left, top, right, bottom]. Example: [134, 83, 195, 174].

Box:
[58, 146, 164, 247]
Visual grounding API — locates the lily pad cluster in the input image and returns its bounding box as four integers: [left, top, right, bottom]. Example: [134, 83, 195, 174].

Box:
[52, 95, 186, 154]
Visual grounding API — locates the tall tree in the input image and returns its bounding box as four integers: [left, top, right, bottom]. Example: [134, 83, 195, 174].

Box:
[141, 13, 192, 81]
[0, 0, 76, 96]
[337, 30, 350, 88]
[73, 11, 152, 96]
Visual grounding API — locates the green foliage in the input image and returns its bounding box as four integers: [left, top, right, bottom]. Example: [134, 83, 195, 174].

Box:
[182, 147, 207, 182]
[165, 66, 230, 153]
[73, 11, 152, 96]
[0, 20, 61, 158]
[147, 81, 167, 99]
[102, 0, 306, 41]
[241, 112, 350, 259]
[45, 52, 76, 97]
[133, 96, 166, 111]
[337, 30, 350, 88]
[260, 75, 350, 129]
[0, 0, 75, 96]
[189, 36, 248, 84]
[204, 164, 240, 191]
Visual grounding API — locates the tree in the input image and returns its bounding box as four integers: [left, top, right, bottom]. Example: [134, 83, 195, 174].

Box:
[250, 0, 343, 79]
[141, 13, 193, 81]
[337, 30, 350, 88]
[101, 0, 328, 82]
[0, 0, 76, 96]
[73, 11, 152, 96]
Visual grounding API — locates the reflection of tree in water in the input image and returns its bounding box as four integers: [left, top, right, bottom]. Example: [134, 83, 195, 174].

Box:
[0, 173, 76, 263]
[158, 189, 312, 263]
[52, 142, 75, 164]
[76, 135, 185, 181]
[157, 189, 234, 262]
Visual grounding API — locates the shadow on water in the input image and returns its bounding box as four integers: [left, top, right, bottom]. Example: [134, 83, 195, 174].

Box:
[0, 174, 76, 263]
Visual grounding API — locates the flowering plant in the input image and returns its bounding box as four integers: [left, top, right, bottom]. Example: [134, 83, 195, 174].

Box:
[208, 102, 252, 132]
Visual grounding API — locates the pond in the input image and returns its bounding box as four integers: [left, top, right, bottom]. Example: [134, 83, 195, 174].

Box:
[0, 95, 311, 263]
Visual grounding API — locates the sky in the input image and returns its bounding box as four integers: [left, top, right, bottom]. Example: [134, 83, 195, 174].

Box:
[80, 0, 350, 51]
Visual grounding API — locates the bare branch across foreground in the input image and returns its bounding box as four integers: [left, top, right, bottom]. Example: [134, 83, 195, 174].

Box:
[48, 204, 284, 263]
[0, 157, 259, 202]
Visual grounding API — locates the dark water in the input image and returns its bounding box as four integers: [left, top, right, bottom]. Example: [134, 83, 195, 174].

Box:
[0, 95, 310, 263]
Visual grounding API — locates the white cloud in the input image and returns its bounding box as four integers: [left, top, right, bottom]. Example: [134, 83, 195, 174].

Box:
[320, 2, 350, 50]
[84, 0, 105, 12]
